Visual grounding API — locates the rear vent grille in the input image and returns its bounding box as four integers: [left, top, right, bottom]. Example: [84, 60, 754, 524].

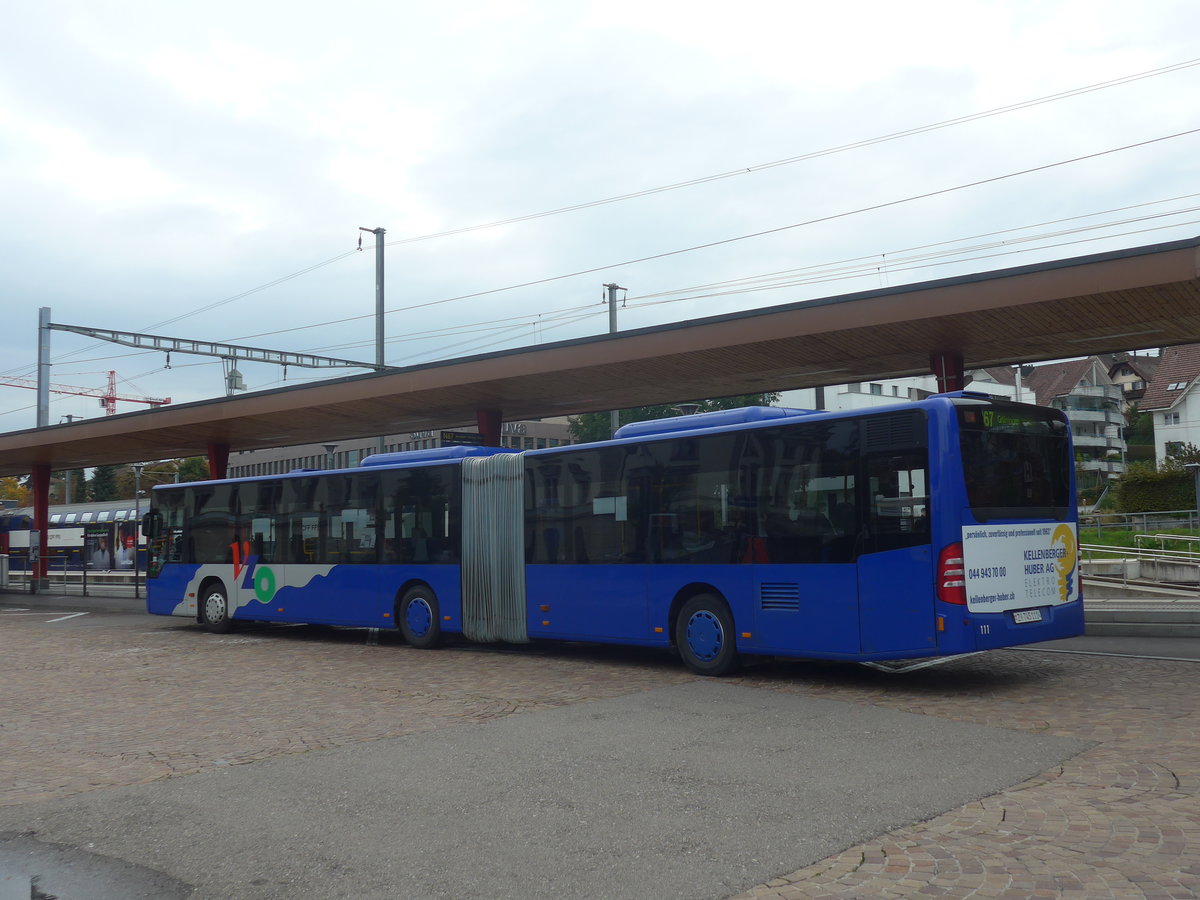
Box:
[760, 583, 801, 611]
[864, 411, 925, 451]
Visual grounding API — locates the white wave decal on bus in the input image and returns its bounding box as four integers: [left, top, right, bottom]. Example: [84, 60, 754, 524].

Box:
[172, 563, 337, 617]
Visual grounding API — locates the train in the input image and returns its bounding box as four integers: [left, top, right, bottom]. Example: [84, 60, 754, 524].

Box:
[0, 499, 148, 573]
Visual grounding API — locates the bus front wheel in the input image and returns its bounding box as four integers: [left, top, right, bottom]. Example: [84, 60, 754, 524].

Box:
[200, 584, 235, 634]
[675, 593, 740, 676]
[398, 586, 443, 649]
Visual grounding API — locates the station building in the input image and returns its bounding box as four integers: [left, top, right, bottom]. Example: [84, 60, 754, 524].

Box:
[226, 417, 576, 478]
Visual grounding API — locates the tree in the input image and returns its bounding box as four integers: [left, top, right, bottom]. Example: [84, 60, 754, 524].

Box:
[1123, 401, 1155, 465]
[0, 476, 31, 507]
[115, 464, 149, 500]
[90, 465, 120, 501]
[568, 393, 781, 444]
[111, 458, 212, 499]
[66, 469, 88, 503]
[1161, 442, 1200, 472]
[176, 457, 210, 482]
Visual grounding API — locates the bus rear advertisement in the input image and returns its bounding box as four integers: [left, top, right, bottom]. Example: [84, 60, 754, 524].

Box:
[142, 392, 1084, 675]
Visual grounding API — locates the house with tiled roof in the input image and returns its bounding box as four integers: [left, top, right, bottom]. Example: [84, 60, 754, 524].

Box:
[1023, 357, 1126, 484]
[965, 366, 1018, 396]
[1099, 351, 1160, 408]
[1139, 344, 1200, 463]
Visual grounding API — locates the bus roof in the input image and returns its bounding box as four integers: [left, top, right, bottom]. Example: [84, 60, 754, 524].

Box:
[359, 445, 514, 467]
[149, 445, 513, 491]
[613, 405, 816, 440]
[524, 392, 1040, 456]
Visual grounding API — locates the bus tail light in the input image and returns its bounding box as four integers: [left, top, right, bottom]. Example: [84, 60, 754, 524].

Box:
[938, 543, 967, 605]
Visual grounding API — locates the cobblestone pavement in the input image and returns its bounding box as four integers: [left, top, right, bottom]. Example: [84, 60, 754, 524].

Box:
[0, 612, 693, 807]
[730, 652, 1200, 900]
[2, 609, 1199, 899]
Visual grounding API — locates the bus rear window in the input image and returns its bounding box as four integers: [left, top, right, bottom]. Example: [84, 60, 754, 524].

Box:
[957, 404, 1071, 521]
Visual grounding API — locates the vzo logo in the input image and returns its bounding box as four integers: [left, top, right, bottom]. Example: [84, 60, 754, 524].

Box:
[231, 541, 277, 604]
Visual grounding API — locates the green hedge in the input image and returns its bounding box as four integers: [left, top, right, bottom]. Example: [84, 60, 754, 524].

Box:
[1125, 444, 1156, 463]
[1113, 467, 1195, 512]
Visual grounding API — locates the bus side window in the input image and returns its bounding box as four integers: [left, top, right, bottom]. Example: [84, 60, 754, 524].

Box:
[865, 452, 929, 552]
[282, 476, 320, 564]
[751, 431, 856, 564]
[188, 484, 236, 564]
[643, 436, 738, 565]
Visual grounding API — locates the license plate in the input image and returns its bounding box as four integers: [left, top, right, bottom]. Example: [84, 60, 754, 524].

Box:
[1012, 608, 1043, 624]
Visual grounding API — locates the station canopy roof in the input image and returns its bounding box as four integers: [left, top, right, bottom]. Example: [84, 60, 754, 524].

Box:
[0, 235, 1198, 477]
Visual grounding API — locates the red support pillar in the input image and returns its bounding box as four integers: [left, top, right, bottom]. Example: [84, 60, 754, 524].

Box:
[476, 408, 503, 447]
[31, 463, 50, 590]
[930, 351, 965, 394]
[207, 442, 230, 480]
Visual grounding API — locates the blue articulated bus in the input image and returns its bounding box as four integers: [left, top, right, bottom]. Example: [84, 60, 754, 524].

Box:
[143, 392, 1083, 675]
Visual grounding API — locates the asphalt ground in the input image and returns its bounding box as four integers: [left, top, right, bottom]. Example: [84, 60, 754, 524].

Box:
[1, 596, 1198, 899]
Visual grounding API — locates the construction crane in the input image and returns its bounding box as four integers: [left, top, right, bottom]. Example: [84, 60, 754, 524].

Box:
[0, 370, 171, 416]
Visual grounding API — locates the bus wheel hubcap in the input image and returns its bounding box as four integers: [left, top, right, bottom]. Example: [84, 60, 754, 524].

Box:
[687, 611, 722, 661]
[206, 594, 226, 621]
[406, 597, 432, 636]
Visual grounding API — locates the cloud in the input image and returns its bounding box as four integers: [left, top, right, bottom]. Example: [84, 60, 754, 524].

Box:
[0, 0, 1197, 431]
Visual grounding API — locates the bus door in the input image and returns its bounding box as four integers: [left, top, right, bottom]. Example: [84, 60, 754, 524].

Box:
[747, 428, 860, 656]
[523, 497, 652, 642]
[857, 450, 937, 655]
[284, 474, 384, 624]
[229, 510, 286, 618]
[231, 482, 290, 620]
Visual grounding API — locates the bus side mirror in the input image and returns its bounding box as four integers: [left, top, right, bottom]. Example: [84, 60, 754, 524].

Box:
[142, 510, 163, 538]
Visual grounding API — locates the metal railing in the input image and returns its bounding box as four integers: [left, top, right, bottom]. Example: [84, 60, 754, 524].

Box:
[1071, 432, 1124, 450]
[1077, 459, 1124, 475]
[1, 556, 142, 598]
[1132, 533, 1200, 557]
[1064, 408, 1117, 424]
[1081, 537, 1200, 591]
[1080, 509, 1200, 536]
[1065, 385, 1123, 401]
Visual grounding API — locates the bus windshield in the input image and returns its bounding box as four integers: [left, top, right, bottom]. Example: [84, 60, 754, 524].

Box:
[956, 402, 1072, 522]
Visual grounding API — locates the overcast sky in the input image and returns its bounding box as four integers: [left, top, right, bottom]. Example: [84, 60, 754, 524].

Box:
[1, 0, 1197, 432]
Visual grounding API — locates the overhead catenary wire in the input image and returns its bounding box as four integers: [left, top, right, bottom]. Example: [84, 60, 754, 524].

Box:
[372, 58, 1200, 248]
[250, 308, 605, 392]
[1, 249, 365, 381]
[6, 192, 1198, 400]
[247, 300, 602, 354]
[630, 193, 1200, 300]
[211, 192, 1200, 356]
[0, 210, 1187, 421]
[203, 127, 1200, 341]
[396, 205, 1200, 362]
[626, 205, 1200, 305]
[8, 54, 1196, 387]
[621, 218, 1200, 316]
[4, 58, 1199, 416]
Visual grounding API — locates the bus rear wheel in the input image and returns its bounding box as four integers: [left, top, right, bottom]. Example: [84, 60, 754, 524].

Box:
[200, 584, 235, 634]
[676, 593, 740, 676]
[398, 586, 443, 649]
